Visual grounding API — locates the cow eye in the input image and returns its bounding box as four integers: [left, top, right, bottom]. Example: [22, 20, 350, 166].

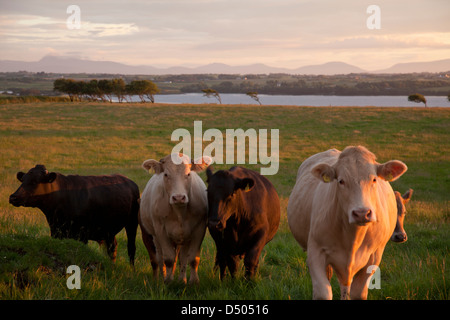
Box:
[373, 178, 377, 183]
[338, 179, 345, 185]
[164, 173, 168, 177]
[187, 173, 191, 177]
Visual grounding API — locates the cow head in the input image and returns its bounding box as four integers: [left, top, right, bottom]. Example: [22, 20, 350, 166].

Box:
[391, 189, 413, 243]
[312, 146, 407, 226]
[9, 164, 58, 208]
[206, 166, 254, 231]
[142, 153, 211, 206]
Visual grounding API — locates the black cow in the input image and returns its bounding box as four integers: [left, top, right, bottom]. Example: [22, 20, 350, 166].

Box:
[9, 165, 140, 265]
[206, 166, 280, 279]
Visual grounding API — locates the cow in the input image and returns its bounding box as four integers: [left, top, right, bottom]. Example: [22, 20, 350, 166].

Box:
[206, 166, 280, 280]
[391, 189, 413, 243]
[287, 146, 407, 300]
[139, 153, 211, 284]
[9, 164, 139, 265]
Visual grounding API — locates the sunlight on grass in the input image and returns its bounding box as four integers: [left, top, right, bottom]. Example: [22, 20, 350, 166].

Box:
[0, 102, 448, 299]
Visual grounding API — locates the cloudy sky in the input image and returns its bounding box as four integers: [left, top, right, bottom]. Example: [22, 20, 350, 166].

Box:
[1, 0, 449, 71]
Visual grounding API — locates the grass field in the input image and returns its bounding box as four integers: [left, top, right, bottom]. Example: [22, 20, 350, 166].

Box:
[0, 102, 448, 300]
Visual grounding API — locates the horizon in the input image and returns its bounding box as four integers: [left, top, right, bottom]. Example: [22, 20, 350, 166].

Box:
[1, 1, 449, 71]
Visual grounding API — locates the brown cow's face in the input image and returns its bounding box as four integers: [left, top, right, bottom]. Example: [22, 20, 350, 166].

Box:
[206, 167, 254, 231]
[312, 146, 407, 226]
[9, 164, 57, 207]
[391, 189, 413, 243]
[142, 154, 210, 206]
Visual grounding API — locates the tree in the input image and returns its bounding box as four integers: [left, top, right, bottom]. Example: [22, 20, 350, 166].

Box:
[246, 91, 262, 105]
[82, 80, 104, 101]
[408, 93, 427, 107]
[202, 88, 222, 104]
[447, 93, 450, 102]
[127, 80, 160, 103]
[98, 79, 114, 103]
[53, 78, 82, 101]
[111, 78, 126, 103]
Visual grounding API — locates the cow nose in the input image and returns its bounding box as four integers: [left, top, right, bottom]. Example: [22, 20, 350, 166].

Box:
[171, 194, 187, 204]
[9, 194, 21, 206]
[352, 208, 374, 224]
[209, 220, 224, 230]
[392, 232, 407, 243]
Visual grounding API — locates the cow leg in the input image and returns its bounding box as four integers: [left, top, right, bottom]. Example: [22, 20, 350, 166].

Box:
[243, 246, 264, 279]
[163, 245, 178, 283]
[307, 241, 332, 300]
[227, 255, 240, 278]
[178, 243, 190, 284]
[153, 228, 177, 283]
[179, 243, 202, 285]
[351, 251, 382, 300]
[333, 265, 352, 300]
[141, 229, 158, 278]
[186, 223, 206, 285]
[106, 236, 118, 263]
[125, 220, 138, 266]
[243, 231, 266, 279]
[216, 252, 227, 280]
[154, 239, 166, 280]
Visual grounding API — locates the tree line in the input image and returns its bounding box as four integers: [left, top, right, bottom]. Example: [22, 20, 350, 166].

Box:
[53, 78, 160, 103]
[181, 79, 450, 96]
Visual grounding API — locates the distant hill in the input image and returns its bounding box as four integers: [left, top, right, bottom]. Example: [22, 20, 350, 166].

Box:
[293, 61, 366, 75]
[1, 55, 449, 75]
[0, 56, 161, 74]
[374, 59, 450, 73]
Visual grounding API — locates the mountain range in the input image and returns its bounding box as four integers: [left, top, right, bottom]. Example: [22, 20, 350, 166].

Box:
[1, 55, 449, 75]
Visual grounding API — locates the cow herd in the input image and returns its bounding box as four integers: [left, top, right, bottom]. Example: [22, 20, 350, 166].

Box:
[8, 145, 412, 299]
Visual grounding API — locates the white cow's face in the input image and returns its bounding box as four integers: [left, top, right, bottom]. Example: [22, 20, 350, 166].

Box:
[142, 154, 211, 206]
[312, 146, 407, 226]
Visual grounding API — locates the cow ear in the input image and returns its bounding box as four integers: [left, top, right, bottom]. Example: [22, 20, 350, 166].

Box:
[312, 163, 336, 183]
[45, 172, 57, 183]
[142, 159, 163, 174]
[402, 189, 413, 203]
[17, 172, 25, 182]
[206, 166, 214, 183]
[234, 178, 254, 192]
[191, 156, 212, 172]
[377, 160, 407, 182]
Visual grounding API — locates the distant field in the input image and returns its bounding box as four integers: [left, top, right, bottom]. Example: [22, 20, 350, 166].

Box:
[0, 102, 448, 300]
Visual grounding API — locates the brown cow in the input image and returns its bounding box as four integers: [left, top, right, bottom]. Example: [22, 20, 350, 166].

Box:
[139, 153, 211, 284]
[287, 146, 407, 299]
[391, 189, 413, 243]
[206, 166, 280, 280]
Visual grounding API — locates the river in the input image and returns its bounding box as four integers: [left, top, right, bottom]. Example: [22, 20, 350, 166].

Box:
[145, 94, 449, 107]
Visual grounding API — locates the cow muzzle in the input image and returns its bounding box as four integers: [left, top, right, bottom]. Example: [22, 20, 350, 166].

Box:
[208, 219, 225, 231]
[391, 231, 407, 243]
[350, 207, 376, 225]
[170, 193, 188, 205]
[9, 194, 23, 207]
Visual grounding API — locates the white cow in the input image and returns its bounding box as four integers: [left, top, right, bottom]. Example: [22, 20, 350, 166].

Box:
[139, 153, 211, 284]
[287, 146, 407, 299]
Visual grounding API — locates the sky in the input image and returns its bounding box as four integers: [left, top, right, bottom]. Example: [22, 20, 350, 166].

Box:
[1, 0, 449, 71]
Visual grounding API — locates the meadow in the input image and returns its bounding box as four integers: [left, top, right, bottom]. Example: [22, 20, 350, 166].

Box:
[0, 102, 448, 300]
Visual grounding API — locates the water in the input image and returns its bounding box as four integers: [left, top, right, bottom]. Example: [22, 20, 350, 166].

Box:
[146, 94, 449, 107]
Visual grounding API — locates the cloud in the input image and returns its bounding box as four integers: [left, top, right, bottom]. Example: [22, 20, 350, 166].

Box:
[1, 14, 139, 43]
[1, 0, 449, 69]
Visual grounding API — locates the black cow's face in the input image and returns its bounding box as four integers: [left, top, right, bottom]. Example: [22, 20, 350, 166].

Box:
[206, 167, 254, 231]
[9, 165, 57, 207]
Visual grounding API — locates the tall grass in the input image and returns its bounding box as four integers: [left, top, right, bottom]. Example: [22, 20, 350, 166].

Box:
[0, 102, 448, 300]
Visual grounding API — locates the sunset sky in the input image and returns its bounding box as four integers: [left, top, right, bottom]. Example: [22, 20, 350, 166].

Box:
[1, 0, 449, 71]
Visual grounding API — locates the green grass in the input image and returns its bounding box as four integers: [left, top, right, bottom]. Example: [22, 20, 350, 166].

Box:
[0, 102, 448, 300]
